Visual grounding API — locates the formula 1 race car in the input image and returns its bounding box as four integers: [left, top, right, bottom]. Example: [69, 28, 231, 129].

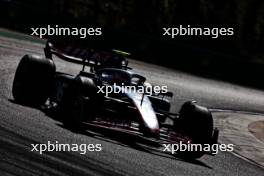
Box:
[12, 41, 219, 159]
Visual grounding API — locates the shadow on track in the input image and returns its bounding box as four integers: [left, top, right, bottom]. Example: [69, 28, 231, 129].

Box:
[9, 99, 213, 169]
[0, 125, 128, 176]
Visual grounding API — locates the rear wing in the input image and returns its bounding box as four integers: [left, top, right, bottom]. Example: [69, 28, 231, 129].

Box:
[44, 41, 132, 72]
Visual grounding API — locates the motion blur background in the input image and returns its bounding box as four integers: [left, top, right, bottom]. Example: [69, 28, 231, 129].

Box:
[1, 0, 264, 88]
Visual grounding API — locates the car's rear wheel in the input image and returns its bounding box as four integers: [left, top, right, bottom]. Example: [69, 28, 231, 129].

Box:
[12, 54, 55, 106]
[61, 75, 99, 130]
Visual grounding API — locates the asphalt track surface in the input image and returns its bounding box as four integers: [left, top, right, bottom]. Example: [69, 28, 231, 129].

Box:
[0, 35, 264, 176]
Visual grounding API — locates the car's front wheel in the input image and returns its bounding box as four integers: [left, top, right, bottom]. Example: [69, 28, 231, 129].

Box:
[173, 101, 214, 159]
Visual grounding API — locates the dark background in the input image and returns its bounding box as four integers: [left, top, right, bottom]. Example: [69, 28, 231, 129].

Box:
[1, 0, 264, 89]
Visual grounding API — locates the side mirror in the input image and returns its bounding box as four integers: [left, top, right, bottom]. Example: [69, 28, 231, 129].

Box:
[159, 91, 173, 98]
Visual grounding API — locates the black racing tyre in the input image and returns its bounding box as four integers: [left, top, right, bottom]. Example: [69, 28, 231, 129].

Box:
[12, 54, 55, 106]
[178, 101, 213, 142]
[175, 101, 214, 159]
[61, 75, 99, 130]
